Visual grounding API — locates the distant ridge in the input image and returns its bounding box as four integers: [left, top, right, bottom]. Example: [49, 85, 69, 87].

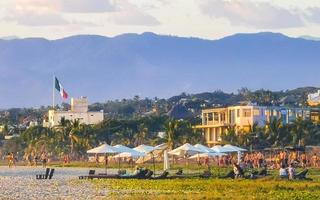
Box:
[0, 32, 319, 108]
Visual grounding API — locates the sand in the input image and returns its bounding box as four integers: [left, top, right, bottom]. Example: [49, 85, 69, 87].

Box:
[0, 166, 110, 200]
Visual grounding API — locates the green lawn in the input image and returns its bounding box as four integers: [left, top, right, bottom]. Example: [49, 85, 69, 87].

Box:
[84, 168, 320, 200]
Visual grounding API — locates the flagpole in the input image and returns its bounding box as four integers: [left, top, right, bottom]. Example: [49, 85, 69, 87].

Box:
[53, 74, 55, 110]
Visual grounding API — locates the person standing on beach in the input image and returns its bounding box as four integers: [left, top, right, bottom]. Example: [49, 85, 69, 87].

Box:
[7, 153, 13, 168]
[41, 152, 47, 168]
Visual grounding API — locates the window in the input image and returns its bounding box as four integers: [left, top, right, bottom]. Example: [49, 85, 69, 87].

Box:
[214, 112, 219, 121]
[208, 113, 213, 121]
[243, 109, 252, 117]
[220, 113, 226, 122]
[237, 109, 240, 117]
[253, 109, 260, 116]
[209, 129, 213, 141]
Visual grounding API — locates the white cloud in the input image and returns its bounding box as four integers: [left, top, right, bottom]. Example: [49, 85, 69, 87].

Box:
[305, 7, 320, 24]
[199, 0, 304, 29]
[109, 1, 160, 26]
[59, 0, 116, 13]
[3, 0, 68, 26]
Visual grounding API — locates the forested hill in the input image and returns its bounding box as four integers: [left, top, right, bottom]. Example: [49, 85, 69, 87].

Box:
[1, 87, 319, 126]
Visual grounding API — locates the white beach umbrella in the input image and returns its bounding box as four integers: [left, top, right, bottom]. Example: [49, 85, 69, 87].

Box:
[134, 144, 155, 154]
[194, 144, 216, 153]
[113, 144, 137, 153]
[188, 152, 227, 159]
[168, 143, 204, 156]
[211, 145, 232, 153]
[87, 143, 122, 175]
[114, 151, 146, 158]
[223, 144, 247, 152]
[87, 144, 121, 154]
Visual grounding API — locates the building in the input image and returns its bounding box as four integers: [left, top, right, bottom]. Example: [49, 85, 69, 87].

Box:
[195, 105, 317, 147]
[43, 97, 104, 127]
[308, 90, 320, 106]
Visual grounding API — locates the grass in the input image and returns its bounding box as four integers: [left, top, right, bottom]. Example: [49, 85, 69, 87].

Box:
[84, 168, 320, 200]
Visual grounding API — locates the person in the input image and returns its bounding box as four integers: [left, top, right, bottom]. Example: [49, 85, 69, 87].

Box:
[257, 152, 264, 168]
[300, 153, 307, 168]
[288, 163, 296, 180]
[279, 164, 288, 179]
[7, 153, 13, 168]
[233, 163, 243, 179]
[204, 157, 210, 169]
[311, 153, 318, 167]
[41, 152, 47, 168]
[63, 155, 68, 167]
[95, 153, 99, 166]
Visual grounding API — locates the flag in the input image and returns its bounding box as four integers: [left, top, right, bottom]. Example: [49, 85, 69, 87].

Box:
[55, 77, 68, 99]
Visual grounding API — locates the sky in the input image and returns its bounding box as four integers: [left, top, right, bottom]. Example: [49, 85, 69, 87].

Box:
[0, 0, 320, 40]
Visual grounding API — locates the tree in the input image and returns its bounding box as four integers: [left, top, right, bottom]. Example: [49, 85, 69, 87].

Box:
[165, 119, 180, 150]
[265, 117, 284, 147]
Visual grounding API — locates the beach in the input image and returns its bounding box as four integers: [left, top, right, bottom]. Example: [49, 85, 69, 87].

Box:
[0, 166, 109, 200]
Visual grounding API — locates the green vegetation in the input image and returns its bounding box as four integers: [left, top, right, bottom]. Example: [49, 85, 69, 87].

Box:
[1, 116, 202, 160]
[86, 168, 320, 200]
[221, 118, 320, 149]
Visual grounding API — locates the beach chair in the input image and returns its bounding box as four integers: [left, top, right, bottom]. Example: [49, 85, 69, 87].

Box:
[295, 169, 309, 180]
[48, 168, 55, 179]
[79, 170, 96, 179]
[36, 168, 50, 179]
[221, 170, 235, 179]
[151, 171, 169, 180]
[200, 170, 212, 179]
[119, 169, 145, 179]
[144, 170, 154, 179]
[175, 168, 183, 175]
[258, 168, 268, 176]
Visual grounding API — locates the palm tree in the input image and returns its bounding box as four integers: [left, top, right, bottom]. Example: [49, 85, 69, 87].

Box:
[265, 117, 284, 147]
[68, 119, 81, 157]
[165, 119, 180, 150]
[135, 123, 148, 145]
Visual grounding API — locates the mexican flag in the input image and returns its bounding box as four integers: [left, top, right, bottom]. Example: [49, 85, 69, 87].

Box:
[55, 77, 68, 99]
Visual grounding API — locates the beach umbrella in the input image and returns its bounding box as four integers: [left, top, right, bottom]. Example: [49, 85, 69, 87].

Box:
[113, 144, 136, 153]
[114, 151, 146, 158]
[223, 144, 247, 152]
[188, 152, 227, 159]
[194, 144, 216, 153]
[222, 144, 247, 163]
[87, 144, 122, 174]
[113, 144, 145, 169]
[87, 144, 120, 154]
[135, 143, 168, 164]
[211, 145, 232, 153]
[134, 144, 155, 154]
[168, 143, 205, 156]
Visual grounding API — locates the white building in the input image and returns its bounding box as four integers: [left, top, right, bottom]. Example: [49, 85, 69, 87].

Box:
[43, 97, 104, 127]
[308, 90, 320, 106]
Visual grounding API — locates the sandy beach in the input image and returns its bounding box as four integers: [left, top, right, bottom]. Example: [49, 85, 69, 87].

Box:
[0, 166, 110, 200]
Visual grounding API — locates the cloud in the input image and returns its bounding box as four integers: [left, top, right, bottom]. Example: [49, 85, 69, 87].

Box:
[110, 1, 160, 26]
[199, 0, 304, 29]
[59, 0, 116, 13]
[1, 0, 159, 27]
[3, 0, 69, 26]
[305, 7, 320, 24]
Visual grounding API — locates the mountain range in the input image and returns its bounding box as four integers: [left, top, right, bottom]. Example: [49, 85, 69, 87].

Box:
[0, 32, 320, 108]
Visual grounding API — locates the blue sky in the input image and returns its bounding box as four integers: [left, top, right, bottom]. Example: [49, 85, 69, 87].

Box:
[0, 0, 320, 39]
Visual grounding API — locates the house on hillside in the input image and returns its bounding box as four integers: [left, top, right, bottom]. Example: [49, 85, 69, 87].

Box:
[43, 97, 104, 127]
[308, 90, 320, 106]
[194, 104, 320, 147]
